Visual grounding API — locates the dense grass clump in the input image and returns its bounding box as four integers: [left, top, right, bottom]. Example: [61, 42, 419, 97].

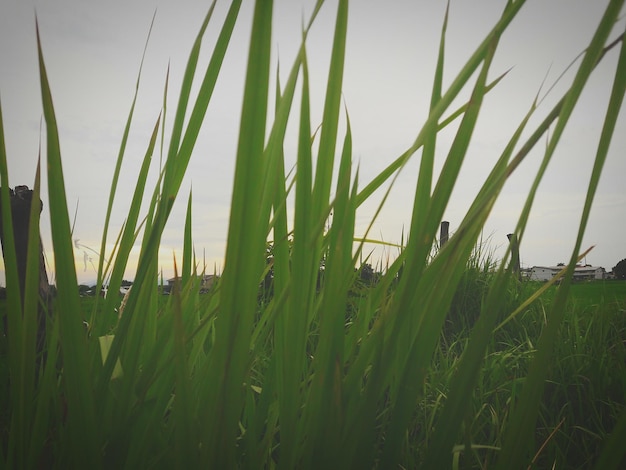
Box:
[1, 0, 626, 468]
[430, 281, 626, 469]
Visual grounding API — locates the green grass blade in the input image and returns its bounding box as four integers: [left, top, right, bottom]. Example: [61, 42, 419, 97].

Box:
[281, 47, 315, 468]
[0, 100, 23, 316]
[27, 308, 60, 469]
[95, 12, 156, 298]
[36, 22, 101, 469]
[496, 2, 625, 466]
[594, 406, 626, 470]
[437, 68, 510, 131]
[96, 114, 160, 336]
[254, 17, 325, 468]
[0, 96, 26, 469]
[198, 1, 273, 465]
[420, 89, 539, 470]
[164, 1, 216, 173]
[1, 160, 44, 468]
[170, 258, 195, 468]
[379, 17, 502, 467]
[96, 0, 240, 394]
[162, 0, 241, 203]
[0, 102, 29, 469]
[16, 161, 43, 466]
[92, 120, 160, 422]
[311, 0, 348, 221]
[267, 88, 295, 470]
[182, 188, 193, 285]
[356, 0, 525, 207]
[306, 117, 356, 466]
[411, 1, 447, 234]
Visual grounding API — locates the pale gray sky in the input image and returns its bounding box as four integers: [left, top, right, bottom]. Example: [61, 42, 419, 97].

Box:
[1, 0, 624, 284]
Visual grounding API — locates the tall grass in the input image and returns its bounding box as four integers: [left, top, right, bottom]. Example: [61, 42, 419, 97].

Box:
[1, 0, 625, 468]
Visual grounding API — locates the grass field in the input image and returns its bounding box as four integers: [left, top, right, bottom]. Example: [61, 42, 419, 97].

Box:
[561, 280, 626, 308]
[1, 277, 624, 468]
[1, 0, 626, 468]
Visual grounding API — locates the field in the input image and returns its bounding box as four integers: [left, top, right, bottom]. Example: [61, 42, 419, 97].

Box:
[4, 277, 626, 469]
[562, 280, 626, 307]
[1, 278, 625, 468]
[1, 0, 626, 468]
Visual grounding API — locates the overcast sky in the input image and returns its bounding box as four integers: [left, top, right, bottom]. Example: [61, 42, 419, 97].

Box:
[1, 0, 624, 285]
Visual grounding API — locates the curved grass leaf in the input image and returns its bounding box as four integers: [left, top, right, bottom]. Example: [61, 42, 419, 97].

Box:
[198, 1, 273, 465]
[496, 2, 626, 466]
[95, 11, 157, 299]
[36, 20, 101, 469]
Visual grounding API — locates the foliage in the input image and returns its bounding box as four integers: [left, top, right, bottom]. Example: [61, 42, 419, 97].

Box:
[1, 0, 625, 468]
[612, 258, 626, 279]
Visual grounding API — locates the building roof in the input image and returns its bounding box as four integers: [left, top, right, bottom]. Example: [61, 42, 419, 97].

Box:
[532, 265, 603, 271]
[167, 274, 217, 282]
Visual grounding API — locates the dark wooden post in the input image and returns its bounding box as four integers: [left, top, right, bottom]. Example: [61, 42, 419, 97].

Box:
[0, 185, 52, 354]
[507, 233, 521, 280]
[440, 221, 450, 247]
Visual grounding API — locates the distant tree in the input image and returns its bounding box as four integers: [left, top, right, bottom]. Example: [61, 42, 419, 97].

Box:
[612, 258, 626, 280]
[358, 263, 377, 285]
[78, 284, 91, 295]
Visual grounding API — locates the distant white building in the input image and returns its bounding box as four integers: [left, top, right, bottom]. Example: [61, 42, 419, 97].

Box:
[530, 266, 557, 281]
[167, 274, 217, 290]
[530, 265, 605, 281]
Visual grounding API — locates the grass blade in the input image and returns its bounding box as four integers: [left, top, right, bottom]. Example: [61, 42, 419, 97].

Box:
[95, 11, 157, 299]
[356, 0, 526, 206]
[311, 0, 348, 221]
[199, 1, 273, 465]
[36, 21, 101, 469]
[496, 2, 626, 466]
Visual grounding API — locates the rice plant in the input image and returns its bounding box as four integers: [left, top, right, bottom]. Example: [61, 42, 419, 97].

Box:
[1, 0, 625, 468]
